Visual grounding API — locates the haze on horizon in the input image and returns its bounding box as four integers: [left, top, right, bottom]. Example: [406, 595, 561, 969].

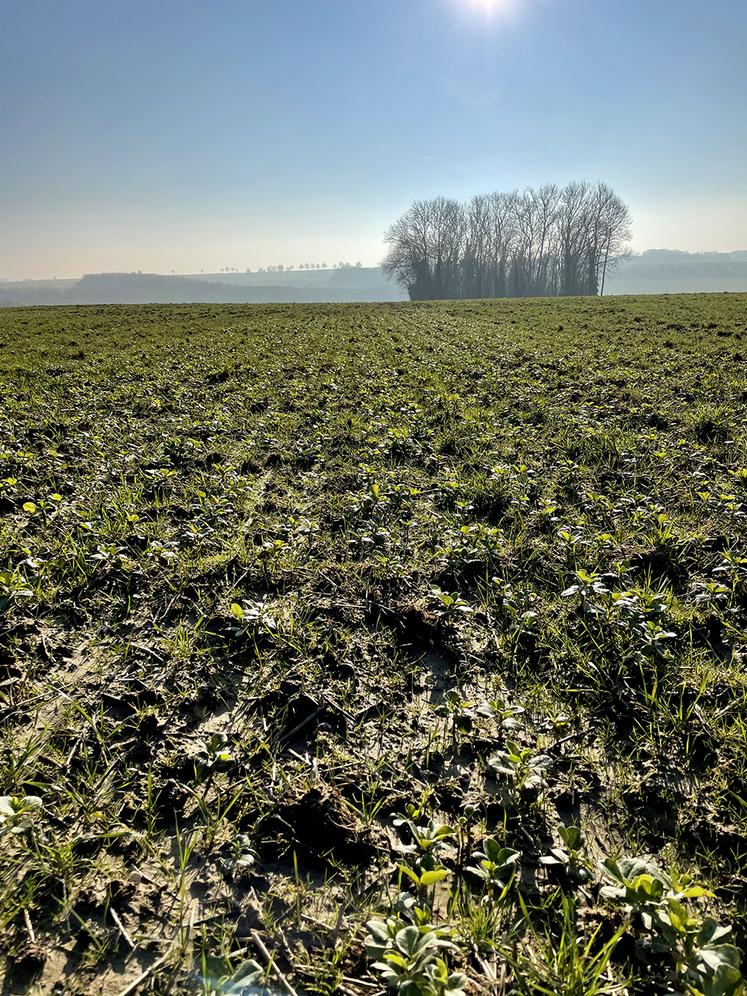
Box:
[1, 0, 746, 281]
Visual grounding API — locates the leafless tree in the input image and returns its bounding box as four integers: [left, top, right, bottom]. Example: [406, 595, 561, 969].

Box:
[383, 181, 631, 300]
[382, 196, 466, 300]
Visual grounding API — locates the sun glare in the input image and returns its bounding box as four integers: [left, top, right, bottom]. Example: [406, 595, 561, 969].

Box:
[461, 0, 520, 20]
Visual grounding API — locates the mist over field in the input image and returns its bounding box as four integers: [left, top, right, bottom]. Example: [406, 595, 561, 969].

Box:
[3, 250, 747, 306]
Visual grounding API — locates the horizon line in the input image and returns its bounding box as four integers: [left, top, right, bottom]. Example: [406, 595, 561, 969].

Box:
[4, 246, 747, 285]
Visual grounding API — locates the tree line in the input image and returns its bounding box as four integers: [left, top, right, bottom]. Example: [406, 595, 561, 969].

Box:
[255, 261, 363, 273]
[213, 262, 364, 275]
[382, 181, 631, 300]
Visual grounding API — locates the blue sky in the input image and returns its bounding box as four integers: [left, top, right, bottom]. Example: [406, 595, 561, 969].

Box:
[1, 0, 745, 278]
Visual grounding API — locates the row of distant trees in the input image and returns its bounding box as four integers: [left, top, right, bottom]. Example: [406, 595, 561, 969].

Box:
[382, 182, 631, 300]
[217, 262, 364, 274]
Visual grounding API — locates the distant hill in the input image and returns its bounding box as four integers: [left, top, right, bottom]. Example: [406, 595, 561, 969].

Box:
[1, 251, 747, 305]
[0, 268, 407, 306]
[605, 249, 747, 294]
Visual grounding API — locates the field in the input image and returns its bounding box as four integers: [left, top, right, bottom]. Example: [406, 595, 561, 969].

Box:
[1, 295, 746, 995]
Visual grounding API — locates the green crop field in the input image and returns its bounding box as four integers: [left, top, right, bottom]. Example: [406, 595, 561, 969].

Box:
[1, 295, 746, 995]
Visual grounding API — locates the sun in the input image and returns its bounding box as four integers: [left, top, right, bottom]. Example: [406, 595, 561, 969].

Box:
[461, 0, 520, 19]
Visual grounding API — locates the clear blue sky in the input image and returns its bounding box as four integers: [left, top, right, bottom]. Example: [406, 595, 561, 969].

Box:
[1, 0, 745, 278]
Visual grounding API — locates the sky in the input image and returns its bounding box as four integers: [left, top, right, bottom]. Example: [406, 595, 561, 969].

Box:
[1, 0, 746, 279]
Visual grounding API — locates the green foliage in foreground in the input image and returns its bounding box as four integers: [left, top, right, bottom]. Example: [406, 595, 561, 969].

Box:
[0, 294, 745, 994]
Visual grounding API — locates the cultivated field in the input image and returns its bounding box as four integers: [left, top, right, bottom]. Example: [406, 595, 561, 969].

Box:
[1, 295, 746, 995]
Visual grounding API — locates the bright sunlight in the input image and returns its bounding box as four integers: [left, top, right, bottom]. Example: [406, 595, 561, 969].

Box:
[461, 0, 520, 19]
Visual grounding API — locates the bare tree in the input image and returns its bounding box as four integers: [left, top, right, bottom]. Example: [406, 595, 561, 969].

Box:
[595, 184, 632, 295]
[488, 191, 519, 298]
[556, 181, 590, 296]
[383, 182, 631, 301]
[382, 200, 431, 299]
[383, 197, 466, 300]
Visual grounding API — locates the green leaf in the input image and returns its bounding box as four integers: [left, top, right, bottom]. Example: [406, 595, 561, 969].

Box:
[420, 868, 449, 886]
[394, 925, 422, 956]
[397, 864, 420, 885]
[383, 951, 409, 969]
[666, 898, 691, 935]
[681, 886, 714, 899]
[698, 919, 733, 946]
[224, 958, 266, 993]
[697, 942, 742, 974]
